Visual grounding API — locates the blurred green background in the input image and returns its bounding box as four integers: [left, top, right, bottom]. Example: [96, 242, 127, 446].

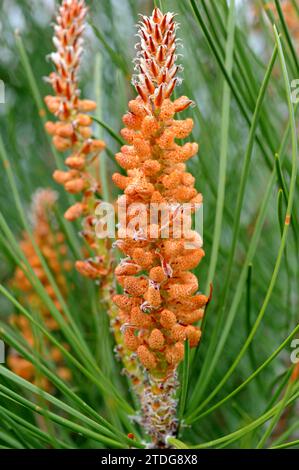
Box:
[0, 0, 298, 448]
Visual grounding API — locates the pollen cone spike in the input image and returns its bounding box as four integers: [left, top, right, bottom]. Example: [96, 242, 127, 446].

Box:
[113, 7, 208, 448]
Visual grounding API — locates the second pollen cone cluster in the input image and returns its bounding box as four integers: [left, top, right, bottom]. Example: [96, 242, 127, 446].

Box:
[8, 189, 72, 391]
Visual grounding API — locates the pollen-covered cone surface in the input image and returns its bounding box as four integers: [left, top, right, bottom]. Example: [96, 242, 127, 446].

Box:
[112, 8, 208, 447]
[7, 189, 72, 391]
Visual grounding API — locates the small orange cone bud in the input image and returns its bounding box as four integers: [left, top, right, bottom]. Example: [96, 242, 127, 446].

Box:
[56, 122, 74, 138]
[76, 113, 92, 126]
[148, 329, 164, 350]
[137, 345, 157, 370]
[65, 155, 85, 169]
[124, 329, 140, 351]
[91, 139, 106, 151]
[149, 266, 167, 283]
[186, 326, 202, 348]
[173, 96, 193, 113]
[45, 121, 57, 135]
[77, 99, 97, 112]
[64, 202, 84, 221]
[65, 178, 86, 194]
[78, 126, 92, 139]
[160, 309, 177, 329]
[44, 95, 60, 113]
[53, 170, 73, 184]
[57, 367, 72, 381]
[53, 135, 72, 151]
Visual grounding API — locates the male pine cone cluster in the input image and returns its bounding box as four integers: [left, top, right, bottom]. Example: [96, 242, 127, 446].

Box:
[44, 0, 107, 281]
[113, 8, 208, 378]
[8, 189, 72, 390]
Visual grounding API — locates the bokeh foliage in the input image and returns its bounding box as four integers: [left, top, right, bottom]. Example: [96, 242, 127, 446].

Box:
[0, 0, 298, 449]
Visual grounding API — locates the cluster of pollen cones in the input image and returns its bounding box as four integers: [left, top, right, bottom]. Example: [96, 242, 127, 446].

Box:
[8, 189, 72, 391]
[44, 0, 110, 283]
[113, 7, 208, 378]
[112, 7, 208, 446]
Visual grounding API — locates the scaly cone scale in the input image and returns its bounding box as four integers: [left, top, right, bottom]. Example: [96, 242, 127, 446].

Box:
[112, 8, 208, 447]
